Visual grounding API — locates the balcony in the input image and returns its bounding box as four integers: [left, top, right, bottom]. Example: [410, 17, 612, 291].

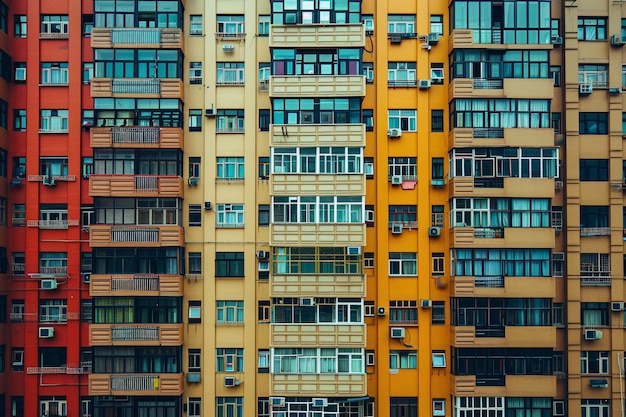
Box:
[271, 223, 366, 246]
[91, 28, 184, 51]
[452, 326, 556, 347]
[448, 29, 553, 51]
[271, 324, 365, 347]
[580, 267, 611, 286]
[271, 174, 365, 196]
[90, 323, 183, 346]
[270, 24, 365, 49]
[270, 273, 365, 297]
[451, 276, 556, 298]
[89, 175, 184, 198]
[450, 374, 556, 397]
[449, 78, 554, 99]
[269, 75, 366, 98]
[449, 177, 555, 199]
[270, 124, 366, 147]
[271, 374, 366, 396]
[89, 225, 184, 247]
[449, 127, 554, 149]
[91, 78, 184, 99]
[90, 127, 183, 150]
[27, 219, 79, 229]
[89, 373, 184, 396]
[29, 266, 68, 278]
[580, 227, 611, 237]
[90, 274, 184, 297]
[451, 227, 555, 249]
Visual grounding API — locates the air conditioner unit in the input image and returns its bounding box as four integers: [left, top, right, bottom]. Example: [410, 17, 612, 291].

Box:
[421, 44, 432, 51]
[584, 329, 603, 341]
[391, 223, 403, 234]
[39, 327, 54, 338]
[222, 44, 235, 52]
[14, 67, 26, 81]
[188, 177, 199, 186]
[364, 162, 374, 176]
[611, 34, 625, 46]
[579, 83, 593, 95]
[419, 79, 431, 89]
[388, 128, 402, 138]
[391, 175, 403, 185]
[204, 201, 212, 210]
[365, 210, 374, 223]
[270, 397, 286, 407]
[300, 298, 315, 306]
[590, 379, 609, 388]
[390, 327, 405, 339]
[224, 376, 240, 387]
[433, 399, 446, 416]
[256, 250, 269, 259]
[312, 399, 328, 407]
[205, 108, 215, 117]
[377, 307, 386, 316]
[389, 36, 402, 44]
[611, 302, 623, 312]
[41, 279, 58, 290]
[420, 299, 432, 308]
[552, 401, 565, 417]
[347, 246, 362, 255]
[609, 88, 621, 95]
[550, 35, 563, 45]
[428, 33, 440, 43]
[428, 227, 441, 237]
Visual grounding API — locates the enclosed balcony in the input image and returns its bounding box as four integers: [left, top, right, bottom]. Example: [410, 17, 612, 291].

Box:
[452, 326, 556, 347]
[271, 224, 366, 246]
[90, 323, 183, 346]
[271, 324, 365, 347]
[270, 24, 365, 49]
[90, 274, 184, 297]
[271, 274, 364, 297]
[271, 374, 366, 396]
[448, 128, 554, 149]
[269, 75, 365, 98]
[91, 28, 184, 51]
[451, 227, 555, 248]
[89, 373, 184, 396]
[451, 276, 556, 298]
[270, 124, 365, 147]
[89, 175, 184, 198]
[449, 177, 555, 199]
[91, 127, 183, 150]
[271, 174, 365, 196]
[448, 29, 553, 52]
[449, 78, 554, 100]
[91, 78, 184, 100]
[450, 374, 556, 397]
[89, 225, 184, 247]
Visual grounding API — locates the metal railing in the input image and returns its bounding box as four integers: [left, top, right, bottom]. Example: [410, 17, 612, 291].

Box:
[111, 325, 159, 341]
[11, 263, 25, 275]
[112, 127, 160, 144]
[135, 176, 159, 192]
[472, 128, 504, 138]
[111, 227, 159, 243]
[111, 375, 159, 391]
[474, 276, 504, 288]
[387, 221, 418, 229]
[112, 79, 160, 94]
[473, 79, 503, 89]
[580, 276, 612, 286]
[474, 227, 504, 239]
[112, 29, 160, 44]
[111, 274, 160, 291]
[578, 71, 608, 88]
[39, 266, 68, 275]
[580, 227, 611, 236]
[474, 178, 504, 188]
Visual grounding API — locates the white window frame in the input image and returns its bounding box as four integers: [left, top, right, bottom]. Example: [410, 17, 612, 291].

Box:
[388, 62, 416, 84]
[217, 16, 245, 36]
[271, 347, 364, 374]
[581, 400, 609, 417]
[216, 204, 244, 228]
[39, 299, 68, 322]
[217, 301, 244, 324]
[449, 148, 559, 180]
[190, 62, 202, 84]
[389, 350, 417, 369]
[271, 196, 364, 224]
[217, 348, 244, 372]
[453, 397, 504, 416]
[40, 399, 67, 417]
[216, 112, 245, 133]
[389, 252, 417, 276]
[39, 252, 68, 275]
[580, 351, 609, 374]
[258, 350, 270, 371]
[430, 15, 443, 35]
[364, 301, 375, 316]
[11, 349, 24, 367]
[217, 157, 245, 180]
[272, 147, 363, 175]
[41, 63, 69, 85]
[388, 16, 415, 35]
[363, 62, 374, 83]
[40, 110, 69, 132]
[388, 157, 417, 181]
[41, 16, 68, 35]
[217, 63, 245, 85]
[388, 109, 417, 132]
[432, 352, 446, 368]
[258, 15, 270, 35]
[189, 15, 203, 35]
[10, 301, 24, 321]
[188, 398, 201, 417]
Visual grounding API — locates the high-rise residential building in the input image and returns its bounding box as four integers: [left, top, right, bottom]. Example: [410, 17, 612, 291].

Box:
[2, 0, 626, 417]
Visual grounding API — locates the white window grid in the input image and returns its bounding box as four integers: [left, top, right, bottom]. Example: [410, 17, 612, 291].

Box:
[41, 17, 68, 35]
[217, 348, 244, 372]
[388, 157, 417, 181]
[453, 397, 504, 417]
[217, 301, 244, 324]
[41, 64, 69, 85]
[216, 204, 244, 228]
[272, 298, 363, 324]
[388, 17, 415, 35]
[449, 148, 559, 179]
[40, 110, 69, 132]
[388, 252, 417, 276]
[272, 147, 363, 174]
[217, 17, 245, 36]
[388, 109, 417, 132]
[271, 196, 364, 224]
[188, 398, 201, 417]
[216, 115, 245, 133]
[217, 157, 245, 180]
[580, 351, 609, 374]
[271, 348, 364, 374]
[580, 253, 610, 277]
[258, 15, 270, 35]
[188, 349, 202, 372]
[217, 66, 245, 85]
[40, 400, 67, 417]
[39, 300, 68, 322]
[388, 63, 416, 84]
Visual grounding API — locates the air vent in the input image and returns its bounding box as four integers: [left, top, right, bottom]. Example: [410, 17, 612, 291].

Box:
[390, 327, 405, 339]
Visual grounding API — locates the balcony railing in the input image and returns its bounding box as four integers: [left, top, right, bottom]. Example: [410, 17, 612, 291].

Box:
[112, 29, 161, 44]
[112, 127, 160, 144]
[27, 366, 67, 374]
[11, 263, 25, 275]
[135, 176, 159, 191]
[473, 178, 504, 188]
[37, 266, 68, 275]
[472, 128, 504, 138]
[27, 219, 79, 229]
[578, 72, 608, 89]
[580, 276, 612, 286]
[111, 325, 159, 341]
[111, 375, 159, 391]
[111, 274, 160, 291]
[474, 276, 504, 288]
[473, 78, 503, 89]
[474, 227, 504, 238]
[580, 227, 611, 236]
[110, 227, 159, 243]
[388, 79, 417, 87]
[258, 80, 269, 91]
[112, 79, 160, 94]
[388, 221, 418, 229]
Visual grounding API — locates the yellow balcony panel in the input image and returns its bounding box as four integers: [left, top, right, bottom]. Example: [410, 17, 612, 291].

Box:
[91, 28, 184, 51]
[270, 124, 366, 147]
[270, 374, 366, 396]
[90, 274, 184, 297]
[89, 225, 184, 247]
[449, 78, 553, 99]
[452, 326, 556, 348]
[89, 323, 183, 346]
[270, 274, 365, 297]
[88, 373, 184, 396]
[90, 127, 183, 150]
[269, 75, 366, 98]
[91, 78, 184, 100]
[271, 174, 365, 196]
[451, 276, 556, 298]
[271, 324, 366, 347]
[450, 374, 556, 398]
[271, 224, 365, 246]
[449, 127, 554, 149]
[270, 24, 365, 48]
[449, 29, 553, 52]
[89, 175, 184, 198]
[451, 227, 555, 249]
[449, 177, 555, 198]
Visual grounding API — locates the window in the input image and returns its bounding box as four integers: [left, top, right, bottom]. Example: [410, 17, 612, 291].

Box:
[550, 66, 561, 87]
[13, 110, 25, 132]
[188, 109, 202, 132]
[188, 300, 201, 323]
[363, 15, 374, 33]
[82, 157, 93, 178]
[581, 351, 609, 374]
[272, 196, 363, 223]
[578, 64, 608, 88]
[41, 63, 68, 85]
[217, 301, 244, 324]
[0, 100, 7, 129]
[362, 109, 373, 131]
[39, 299, 67, 322]
[258, 204, 270, 226]
[578, 18, 607, 40]
[388, 15, 416, 36]
[189, 157, 201, 179]
[188, 348, 201, 372]
[259, 109, 270, 132]
[11, 204, 25, 226]
[10, 300, 24, 322]
[217, 348, 244, 372]
[430, 15, 443, 35]
[188, 252, 202, 275]
[389, 350, 417, 369]
[389, 253, 417, 276]
[39, 252, 67, 275]
[553, 303, 564, 326]
[40, 110, 68, 132]
[581, 400, 609, 417]
[217, 110, 244, 133]
[388, 110, 416, 132]
[451, 99, 551, 129]
[432, 301, 445, 325]
[259, 63, 270, 87]
[14, 15, 26, 38]
[389, 300, 417, 325]
[432, 253, 445, 276]
[14, 62, 25, 84]
[11, 348, 23, 371]
[388, 157, 417, 181]
[217, 15, 245, 37]
[190, 62, 202, 84]
[388, 62, 416, 86]
[431, 63, 444, 84]
[41, 15, 69, 36]
[258, 15, 270, 36]
[215, 252, 244, 277]
[432, 158, 444, 181]
[216, 398, 243, 417]
[432, 352, 446, 368]
[82, 62, 94, 84]
[431, 110, 444, 132]
[363, 62, 374, 83]
[388, 206, 417, 228]
[258, 301, 270, 323]
[364, 301, 375, 317]
[581, 302, 609, 327]
[80, 300, 92, 323]
[364, 253, 374, 268]
[189, 204, 202, 227]
[188, 398, 201, 417]
[580, 206, 609, 229]
[580, 253, 610, 279]
[390, 398, 417, 417]
[552, 112, 561, 134]
[82, 14, 93, 36]
[258, 350, 270, 373]
[11, 397, 24, 417]
[80, 252, 92, 274]
[580, 160, 608, 181]
[258, 157, 270, 179]
[217, 62, 245, 85]
[216, 204, 244, 228]
[217, 157, 245, 180]
[364, 157, 374, 178]
[190, 15, 203, 35]
[272, 347, 363, 373]
[432, 205, 444, 227]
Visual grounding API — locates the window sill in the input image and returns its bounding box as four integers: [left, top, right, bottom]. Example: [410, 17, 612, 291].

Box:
[39, 33, 69, 39]
[215, 178, 245, 182]
[216, 130, 245, 134]
[38, 129, 68, 134]
[39, 83, 69, 87]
